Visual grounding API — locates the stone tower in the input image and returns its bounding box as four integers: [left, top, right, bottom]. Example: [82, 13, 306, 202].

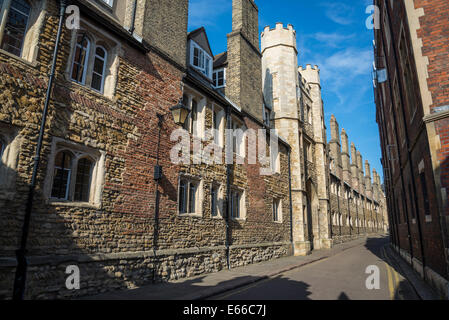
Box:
[227, 0, 263, 121]
[261, 23, 309, 255]
[298, 64, 332, 250]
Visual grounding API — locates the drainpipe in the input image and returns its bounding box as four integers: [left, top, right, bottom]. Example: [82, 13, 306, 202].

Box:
[287, 149, 294, 251]
[129, 0, 137, 35]
[225, 104, 232, 270]
[13, 0, 68, 300]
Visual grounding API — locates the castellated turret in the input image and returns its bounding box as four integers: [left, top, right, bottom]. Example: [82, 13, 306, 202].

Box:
[261, 22, 331, 252]
[298, 64, 321, 86]
[261, 23, 299, 119]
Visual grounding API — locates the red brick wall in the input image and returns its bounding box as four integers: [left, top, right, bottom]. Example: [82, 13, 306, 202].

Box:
[415, 0, 449, 217]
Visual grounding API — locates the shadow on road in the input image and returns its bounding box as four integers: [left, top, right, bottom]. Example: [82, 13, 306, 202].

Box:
[84, 273, 314, 300]
[364, 236, 419, 300]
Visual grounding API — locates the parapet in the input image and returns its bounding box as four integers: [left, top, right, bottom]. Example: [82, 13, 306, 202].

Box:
[298, 64, 320, 85]
[261, 22, 297, 53]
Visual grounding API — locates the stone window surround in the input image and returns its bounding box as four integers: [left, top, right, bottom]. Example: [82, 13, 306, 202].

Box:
[230, 185, 246, 221]
[210, 182, 224, 219]
[0, 123, 21, 200]
[0, 0, 46, 63]
[211, 103, 225, 148]
[64, 18, 121, 99]
[269, 137, 280, 174]
[229, 115, 246, 158]
[177, 174, 203, 218]
[43, 137, 106, 208]
[182, 87, 207, 140]
[272, 197, 282, 223]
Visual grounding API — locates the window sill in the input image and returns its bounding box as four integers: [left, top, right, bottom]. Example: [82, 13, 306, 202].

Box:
[231, 217, 246, 222]
[66, 77, 115, 102]
[273, 220, 283, 224]
[49, 201, 100, 209]
[0, 49, 38, 68]
[178, 213, 203, 218]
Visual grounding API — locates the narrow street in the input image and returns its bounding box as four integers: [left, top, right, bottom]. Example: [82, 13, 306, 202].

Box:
[209, 237, 419, 300]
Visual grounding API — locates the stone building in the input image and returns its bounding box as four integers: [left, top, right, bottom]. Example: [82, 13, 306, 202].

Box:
[260, 22, 388, 254]
[373, 0, 449, 298]
[0, 0, 387, 300]
[0, 0, 293, 299]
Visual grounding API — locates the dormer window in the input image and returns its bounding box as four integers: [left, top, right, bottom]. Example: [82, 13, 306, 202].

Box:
[213, 68, 226, 88]
[190, 41, 212, 78]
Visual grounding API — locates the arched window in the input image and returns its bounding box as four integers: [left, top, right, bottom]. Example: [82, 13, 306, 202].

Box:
[0, 0, 31, 57]
[51, 151, 73, 200]
[74, 157, 93, 202]
[91, 46, 107, 92]
[71, 34, 90, 84]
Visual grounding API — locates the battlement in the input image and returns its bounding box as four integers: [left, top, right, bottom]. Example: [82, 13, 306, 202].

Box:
[261, 22, 297, 53]
[298, 64, 320, 72]
[298, 64, 320, 85]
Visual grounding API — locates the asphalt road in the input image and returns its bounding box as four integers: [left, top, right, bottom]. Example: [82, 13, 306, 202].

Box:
[209, 237, 419, 300]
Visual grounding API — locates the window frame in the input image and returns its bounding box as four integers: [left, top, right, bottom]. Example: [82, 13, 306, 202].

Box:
[273, 198, 282, 223]
[190, 40, 213, 79]
[91, 45, 108, 93]
[67, 24, 119, 98]
[230, 187, 245, 221]
[51, 150, 74, 201]
[70, 34, 91, 85]
[212, 104, 224, 147]
[213, 68, 226, 88]
[230, 117, 245, 157]
[45, 139, 105, 207]
[210, 183, 223, 218]
[178, 176, 202, 217]
[0, 0, 31, 57]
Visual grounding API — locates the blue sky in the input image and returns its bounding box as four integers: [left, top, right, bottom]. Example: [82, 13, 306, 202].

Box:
[188, 0, 383, 182]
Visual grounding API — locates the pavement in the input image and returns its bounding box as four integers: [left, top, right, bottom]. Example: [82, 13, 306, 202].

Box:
[84, 234, 437, 300]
